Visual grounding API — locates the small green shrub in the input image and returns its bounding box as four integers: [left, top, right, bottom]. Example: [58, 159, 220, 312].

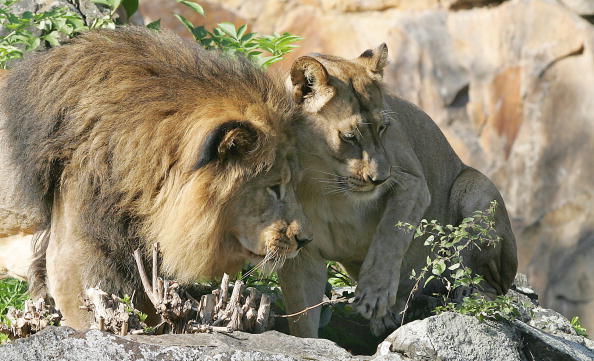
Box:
[0, 278, 28, 343]
[571, 316, 588, 337]
[327, 261, 355, 287]
[397, 200, 519, 322]
[0, 278, 28, 324]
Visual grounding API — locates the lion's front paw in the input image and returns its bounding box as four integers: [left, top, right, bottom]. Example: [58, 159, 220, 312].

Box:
[353, 277, 398, 319]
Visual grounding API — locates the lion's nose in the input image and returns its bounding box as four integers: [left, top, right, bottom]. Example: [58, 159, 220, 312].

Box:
[296, 237, 312, 249]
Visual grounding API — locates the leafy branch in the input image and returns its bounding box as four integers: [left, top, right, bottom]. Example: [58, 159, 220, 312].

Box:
[173, 0, 301, 68]
[397, 200, 519, 323]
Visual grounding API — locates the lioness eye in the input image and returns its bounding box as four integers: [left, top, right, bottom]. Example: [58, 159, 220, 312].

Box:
[267, 184, 282, 199]
[339, 132, 357, 144]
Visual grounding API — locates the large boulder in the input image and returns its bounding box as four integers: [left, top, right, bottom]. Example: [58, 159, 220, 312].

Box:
[140, 0, 594, 331]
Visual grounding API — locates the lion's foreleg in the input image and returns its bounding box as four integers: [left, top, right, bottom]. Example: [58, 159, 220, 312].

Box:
[278, 249, 327, 338]
[45, 192, 94, 329]
[354, 171, 431, 320]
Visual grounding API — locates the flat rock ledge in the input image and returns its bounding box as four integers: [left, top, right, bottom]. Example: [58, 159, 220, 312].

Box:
[1, 310, 593, 361]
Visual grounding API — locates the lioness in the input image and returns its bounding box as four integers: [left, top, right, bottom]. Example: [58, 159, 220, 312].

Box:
[1, 27, 312, 328]
[279, 45, 518, 337]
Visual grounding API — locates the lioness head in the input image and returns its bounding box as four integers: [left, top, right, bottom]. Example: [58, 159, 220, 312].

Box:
[288, 45, 393, 201]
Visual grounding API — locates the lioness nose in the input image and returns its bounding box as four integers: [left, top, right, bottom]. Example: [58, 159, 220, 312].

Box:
[296, 237, 312, 249]
[366, 175, 387, 185]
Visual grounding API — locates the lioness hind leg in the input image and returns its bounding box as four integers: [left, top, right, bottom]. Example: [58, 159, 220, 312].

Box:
[449, 167, 518, 297]
[278, 249, 327, 338]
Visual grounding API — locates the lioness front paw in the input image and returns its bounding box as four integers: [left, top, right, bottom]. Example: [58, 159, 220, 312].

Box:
[353, 278, 397, 319]
[370, 309, 401, 336]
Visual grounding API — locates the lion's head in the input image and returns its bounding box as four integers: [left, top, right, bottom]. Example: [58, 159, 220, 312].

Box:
[2, 28, 312, 287]
[288, 45, 394, 202]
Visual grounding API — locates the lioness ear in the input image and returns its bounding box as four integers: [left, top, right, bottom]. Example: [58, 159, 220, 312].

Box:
[194, 121, 259, 169]
[290, 56, 335, 113]
[357, 43, 388, 78]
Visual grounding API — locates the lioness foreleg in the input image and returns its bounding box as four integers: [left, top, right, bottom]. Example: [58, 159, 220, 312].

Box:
[278, 249, 327, 337]
[449, 167, 518, 297]
[354, 170, 431, 320]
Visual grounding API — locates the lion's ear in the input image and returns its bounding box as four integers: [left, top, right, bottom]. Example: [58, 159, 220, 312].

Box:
[356, 43, 388, 78]
[194, 121, 259, 169]
[289, 56, 335, 113]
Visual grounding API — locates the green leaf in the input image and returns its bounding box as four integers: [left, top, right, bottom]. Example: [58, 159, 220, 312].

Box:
[177, 0, 204, 16]
[42, 31, 60, 46]
[146, 19, 161, 30]
[236, 24, 247, 40]
[174, 14, 195, 36]
[448, 263, 460, 271]
[121, 0, 139, 18]
[423, 275, 435, 287]
[432, 260, 446, 275]
[216, 22, 237, 39]
[423, 235, 434, 246]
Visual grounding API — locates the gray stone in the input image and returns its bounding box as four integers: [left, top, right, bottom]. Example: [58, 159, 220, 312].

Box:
[0, 327, 355, 361]
[374, 312, 524, 361]
[374, 312, 594, 361]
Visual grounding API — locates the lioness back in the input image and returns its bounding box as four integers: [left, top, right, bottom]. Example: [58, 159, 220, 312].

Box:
[1, 27, 310, 327]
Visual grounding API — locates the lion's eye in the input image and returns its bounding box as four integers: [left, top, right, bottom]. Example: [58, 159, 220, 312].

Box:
[379, 121, 390, 135]
[267, 184, 282, 199]
[339, 132, 357, 144]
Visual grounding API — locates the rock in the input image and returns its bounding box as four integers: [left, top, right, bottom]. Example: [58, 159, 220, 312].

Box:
[139, 0, 594, 332]
[375, 312, 524, 361]
[0, 326, 355, 361]
[375, 312, 594, 361]
[2, 279, 593, 361]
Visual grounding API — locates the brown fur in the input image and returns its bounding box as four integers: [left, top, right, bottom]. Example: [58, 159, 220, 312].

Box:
[1, 27, 309, 326]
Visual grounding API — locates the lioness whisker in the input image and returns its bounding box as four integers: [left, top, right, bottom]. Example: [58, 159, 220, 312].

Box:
[304, 167, 340, 177]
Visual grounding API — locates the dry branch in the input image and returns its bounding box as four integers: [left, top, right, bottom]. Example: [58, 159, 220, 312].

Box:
[0, 298, 61, 340]
[86, 245, 276, 335]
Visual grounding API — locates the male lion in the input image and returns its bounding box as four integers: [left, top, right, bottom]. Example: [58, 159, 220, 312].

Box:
[1, 27, 312, 328]
[279, 45, 518, 337]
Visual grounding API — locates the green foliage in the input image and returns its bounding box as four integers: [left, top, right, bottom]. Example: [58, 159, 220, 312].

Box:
[0, 278, 28, 342]
[0, 0, 87, 68]
[327, 261, 355, 287]
[398, 200, 520, 322]
[1, 0, 302, 69]
[121, 294, 148, 322]
[173, 0, 301, 68]
[434, 295, 519, 322]
[571, 316, 588, 337]
[0, 278, 28, 325]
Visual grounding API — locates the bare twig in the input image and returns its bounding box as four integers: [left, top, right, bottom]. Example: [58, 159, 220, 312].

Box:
[275, 297, 349, 319]
[152, 243, 159, 299]
[132, 249, 158, 306]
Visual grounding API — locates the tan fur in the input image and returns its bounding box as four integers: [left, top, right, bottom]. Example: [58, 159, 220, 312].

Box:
[0, 232, 33, 281]
[1, 28, 311, 327]
[280, 45, 518, 337]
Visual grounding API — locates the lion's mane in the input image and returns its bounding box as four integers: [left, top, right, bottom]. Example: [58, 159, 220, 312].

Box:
[1, 27, 296, 295]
